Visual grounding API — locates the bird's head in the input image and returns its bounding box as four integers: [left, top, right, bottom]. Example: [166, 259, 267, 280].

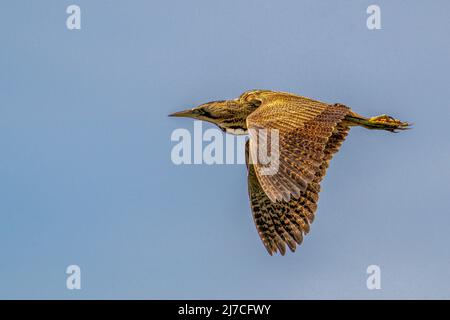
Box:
[169, 99, 257, 133]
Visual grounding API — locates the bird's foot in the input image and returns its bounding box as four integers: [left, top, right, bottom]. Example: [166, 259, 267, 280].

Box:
[368, 114, 411, 132]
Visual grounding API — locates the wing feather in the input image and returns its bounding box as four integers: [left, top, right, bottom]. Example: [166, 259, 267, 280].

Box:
[246, 124, 350, 255]
[245, 91, 349, 202]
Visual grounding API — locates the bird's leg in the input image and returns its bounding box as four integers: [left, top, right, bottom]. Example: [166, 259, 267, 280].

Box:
[369, 114, 399, 124]
[367, 114, 411, 132]
[344, 111, 411, 132]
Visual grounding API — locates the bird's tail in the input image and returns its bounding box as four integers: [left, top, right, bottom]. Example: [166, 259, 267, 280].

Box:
[345, 113, 411, 133]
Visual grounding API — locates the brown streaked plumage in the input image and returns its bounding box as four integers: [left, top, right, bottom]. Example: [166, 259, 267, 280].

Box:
[170, 90, 410, 255]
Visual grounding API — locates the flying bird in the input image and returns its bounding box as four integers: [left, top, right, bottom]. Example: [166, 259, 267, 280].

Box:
[169, 90, 410, 255]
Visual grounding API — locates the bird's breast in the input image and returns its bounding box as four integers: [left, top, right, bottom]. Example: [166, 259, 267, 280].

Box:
[225, 127, 248, 135]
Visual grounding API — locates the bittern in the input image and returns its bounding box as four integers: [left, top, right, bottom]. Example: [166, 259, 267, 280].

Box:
[170, 90, 410, 255]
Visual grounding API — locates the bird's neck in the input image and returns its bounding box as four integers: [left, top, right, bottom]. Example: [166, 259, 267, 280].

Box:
[214, 102, 257, 135]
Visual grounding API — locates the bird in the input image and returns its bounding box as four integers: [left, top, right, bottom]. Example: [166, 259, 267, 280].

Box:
[169, 90, 410, 255]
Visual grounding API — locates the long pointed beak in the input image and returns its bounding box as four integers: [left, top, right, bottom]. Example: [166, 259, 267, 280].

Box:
[168, 109, 196, 118]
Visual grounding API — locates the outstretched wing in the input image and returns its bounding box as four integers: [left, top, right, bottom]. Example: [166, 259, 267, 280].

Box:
[246, 124, 350, 255]
[245, 91, 349, 202]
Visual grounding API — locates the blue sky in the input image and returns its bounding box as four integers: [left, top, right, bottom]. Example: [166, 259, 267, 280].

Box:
[0, 0, 449, 299]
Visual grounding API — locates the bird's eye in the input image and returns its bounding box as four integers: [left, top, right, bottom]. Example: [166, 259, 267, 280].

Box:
[191, 108, 213, 118]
